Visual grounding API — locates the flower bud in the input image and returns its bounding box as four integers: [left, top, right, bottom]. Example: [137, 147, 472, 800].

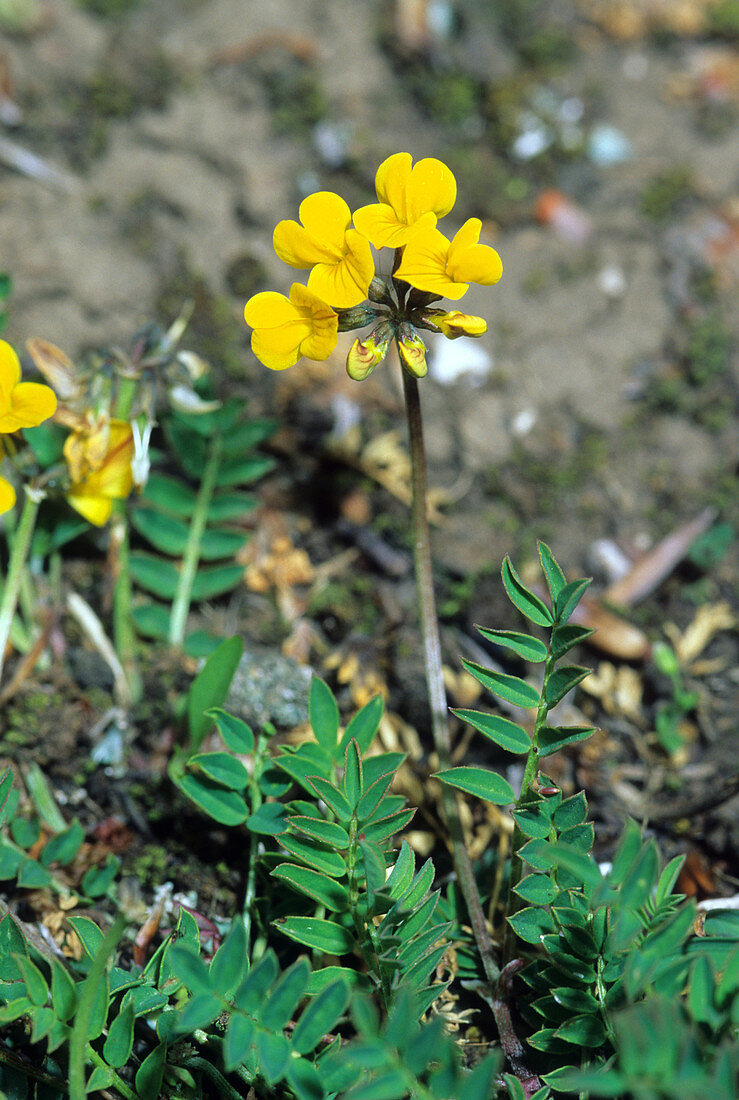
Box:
[367, 276, 394, 306]
[397, 323, 427, 379]
[434, 310, 487, 340]
[337, 305, 378, 332]
[346, 322, 394, 381]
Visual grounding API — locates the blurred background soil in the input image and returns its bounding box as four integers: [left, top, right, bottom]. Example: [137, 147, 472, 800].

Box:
[0, 0, 737, 896]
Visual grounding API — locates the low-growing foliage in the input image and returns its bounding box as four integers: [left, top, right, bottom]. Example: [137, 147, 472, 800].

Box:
[130, 398, 277, 652]
[0, 548, 736, 1098]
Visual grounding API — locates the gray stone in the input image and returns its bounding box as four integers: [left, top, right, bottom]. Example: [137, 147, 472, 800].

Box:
[226, 644, 313, 730]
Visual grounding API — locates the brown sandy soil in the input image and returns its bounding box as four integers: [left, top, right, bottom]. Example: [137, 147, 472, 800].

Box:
[0, 0, 737, 925]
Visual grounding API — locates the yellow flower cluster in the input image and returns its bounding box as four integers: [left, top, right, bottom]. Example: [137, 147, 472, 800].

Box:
[0, 340, 57, 514]
[244, 152, 502, 379]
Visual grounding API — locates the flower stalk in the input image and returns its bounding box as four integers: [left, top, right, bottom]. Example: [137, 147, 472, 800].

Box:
[0, 486, 42, 684]
[401, 370, 499, 989]
[168, 432, 223, 646]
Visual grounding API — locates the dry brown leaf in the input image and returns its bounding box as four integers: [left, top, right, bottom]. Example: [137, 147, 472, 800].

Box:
[666, 602, 736, 666]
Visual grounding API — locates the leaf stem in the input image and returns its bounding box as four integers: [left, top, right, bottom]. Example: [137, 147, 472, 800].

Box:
[169, 433, 223, 646]
[0, 487, 41, 686]
[68, 910, 128, 1100]
[110, 505, 141, 705]
[243, 731, 268, 952]
[401, 370, 499, 988]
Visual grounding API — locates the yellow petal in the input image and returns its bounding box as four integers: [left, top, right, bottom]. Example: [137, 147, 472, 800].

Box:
[298, 191, 351, 249]
[397, 330, 428, 378]
[252, 317, 313, 370]
[67, 491, 113, 527]
[435, 311, 487, 339]
[288, 282, 336, 316]
[307, 236, 374, 308]
[273, 220, 329, 268]
[0, 340, 21, 411]
[300, 323, 338, 362]
[406, 158, 457, 221]
[245, 291, 299, 330]
[0, 381, 57, 432]
[394, 226, 465, 297]
[0, 473, 16, 514]
[353, 204, 436, 249]
[375, 152, 412, 211]
[447, 219, 503, 287]
[251, 329, 302, 371]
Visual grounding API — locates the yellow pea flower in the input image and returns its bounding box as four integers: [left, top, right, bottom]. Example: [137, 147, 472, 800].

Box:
[431, 311, 487, 339]
[0, 474, 15, 515]
[394, 218, 502, 301]
[353, 152, 457, 249]
[64, 419, 134, 527]
[0, 338, 57, 434]
[272, 192, 374, 308]
[244, 283, 338, 371]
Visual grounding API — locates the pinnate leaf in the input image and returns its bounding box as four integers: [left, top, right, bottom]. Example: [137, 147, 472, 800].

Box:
[537, 541, 566, 602]
[289, 815, 350, 850]
[453, 709, 530, 754]
[309, 676, 340, 752]
[554, 578, 591, 624]
[476, 625, 548, 662]
[187, 635, 244, 749]
[502, 556, 553, 626]
[538, 725, 595, 757]
[293, 978, 350, 1053]
[261, 958, 310, 1031]
[460, 659, 540, 709]
[544, 666, 590, 708]
[435, 766, 515, 805]
[339, 693, 384, 755]
[208, 708, 254, 753]
[176, 773, 249, 826]
[343, 739, 363, 810]
[508, 906, 556, 944]
[276, 916, 355, 955]
[190, 752, 249, 791]
[279, 834, 346, 877]
[271, 864, 349, 910]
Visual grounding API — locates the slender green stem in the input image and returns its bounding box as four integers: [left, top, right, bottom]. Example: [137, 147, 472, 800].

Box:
[110, 506, 141, 704]
[347, 815, 392, 1007]
[169, 433, 223, 646]
[0, 487, 41, 685]
[87, 1045, 138, 1100]
[109, 374, 142, 703]
[68, 910, 127, 1100]
[401, 370, 499, 988]
[243, 732, 268, 951]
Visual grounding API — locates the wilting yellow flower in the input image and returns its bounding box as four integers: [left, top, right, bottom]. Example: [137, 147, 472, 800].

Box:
[0, 339, 57, 434]
[346, 322, 394, 382]
[432, 311, 487, 339]
[273, 192, 374, 308]
[244, 283, 338, 371]
[353, 152, 457, 249]
[0, 474, 15, 514]
[395, 218, 502, 301]
[396, 325, 428, 378]
[64, 419, 134, 526]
